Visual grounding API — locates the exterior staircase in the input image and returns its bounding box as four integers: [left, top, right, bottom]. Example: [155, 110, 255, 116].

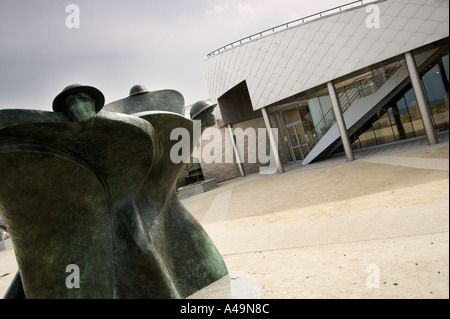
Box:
[301, 48, 441, 165]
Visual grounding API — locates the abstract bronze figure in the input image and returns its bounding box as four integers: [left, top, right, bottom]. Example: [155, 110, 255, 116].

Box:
[0, 84, 228, 298]
[102, 85, 185, 115]
[190, 100, 217, 129]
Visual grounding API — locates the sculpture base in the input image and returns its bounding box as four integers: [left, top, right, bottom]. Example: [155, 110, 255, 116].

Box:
[186, 270, 262, 299]
[177, 179, 218, 199]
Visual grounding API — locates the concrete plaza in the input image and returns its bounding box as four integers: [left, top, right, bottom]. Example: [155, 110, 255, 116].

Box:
[182, 132, 449, 298]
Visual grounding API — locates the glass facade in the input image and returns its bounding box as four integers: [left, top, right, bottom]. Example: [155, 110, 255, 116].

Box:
[350, 51, 449, 151]
[274, 49, 449, 163]
[275, 104, 313, 162]
[274, 95, 334, 162]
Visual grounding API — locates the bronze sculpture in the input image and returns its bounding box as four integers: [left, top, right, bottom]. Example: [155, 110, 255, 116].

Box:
[0, 84, 228, 298]
[190, 100, 217, 129]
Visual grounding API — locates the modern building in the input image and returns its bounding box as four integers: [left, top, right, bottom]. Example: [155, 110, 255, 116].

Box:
[197, 0, 449, 182]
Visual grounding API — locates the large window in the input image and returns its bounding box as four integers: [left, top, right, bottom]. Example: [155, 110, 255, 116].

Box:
[372, 110, 396, 145]
[350, 52, 449, 151]
[395, 95, 416, 139]
[277, 51, 449, 160]
[404, 87, 425, 136]
[421, 59, 449, 132]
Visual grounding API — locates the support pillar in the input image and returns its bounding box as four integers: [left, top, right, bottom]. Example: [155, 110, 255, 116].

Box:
[404, 51, 438, 145]
[227, 124, 246, 178]
[261, 107, 284, 174]
[327, 81, 355, 162]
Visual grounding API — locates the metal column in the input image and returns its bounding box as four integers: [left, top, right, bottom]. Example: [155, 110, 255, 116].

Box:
[327, 81, 355, 162]
[227, 124, 246, 178]
[404, 51, 438, 145]
[261, 107, 285, 174]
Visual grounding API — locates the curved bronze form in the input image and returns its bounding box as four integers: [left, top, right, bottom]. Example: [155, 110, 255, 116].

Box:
[0, 85, 227, 298]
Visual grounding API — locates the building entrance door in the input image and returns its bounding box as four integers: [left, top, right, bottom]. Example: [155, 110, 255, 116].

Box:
[285, 121, 306, 161]
[277, 104, 314, 163]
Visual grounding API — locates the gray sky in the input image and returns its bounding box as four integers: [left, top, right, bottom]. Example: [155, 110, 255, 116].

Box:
[0, 0, 348, 110]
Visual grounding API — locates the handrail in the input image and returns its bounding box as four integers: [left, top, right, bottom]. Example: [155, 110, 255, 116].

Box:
[206, 0, 384, 58]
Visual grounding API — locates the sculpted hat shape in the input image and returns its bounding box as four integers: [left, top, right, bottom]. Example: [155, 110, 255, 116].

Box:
[52, 84, 105, 113]
[129, 85, 150, 96]
[190, 100, 217, 119]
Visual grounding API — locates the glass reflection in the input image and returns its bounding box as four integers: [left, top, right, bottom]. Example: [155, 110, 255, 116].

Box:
[276, 52, 449, 160]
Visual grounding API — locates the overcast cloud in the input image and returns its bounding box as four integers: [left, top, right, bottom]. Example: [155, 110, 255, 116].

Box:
[0, 0, 347, 110]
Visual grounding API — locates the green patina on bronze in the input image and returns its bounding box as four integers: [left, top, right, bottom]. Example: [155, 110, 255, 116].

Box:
[0, 85, 228, 298]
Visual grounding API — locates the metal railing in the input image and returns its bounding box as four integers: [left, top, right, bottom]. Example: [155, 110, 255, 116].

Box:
[300, 60, 404, 157]
[206, 0, 384, 58]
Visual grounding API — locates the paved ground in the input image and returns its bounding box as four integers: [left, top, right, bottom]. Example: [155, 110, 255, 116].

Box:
[0, 132, 448, 298]
[181, 132, 449, 299]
